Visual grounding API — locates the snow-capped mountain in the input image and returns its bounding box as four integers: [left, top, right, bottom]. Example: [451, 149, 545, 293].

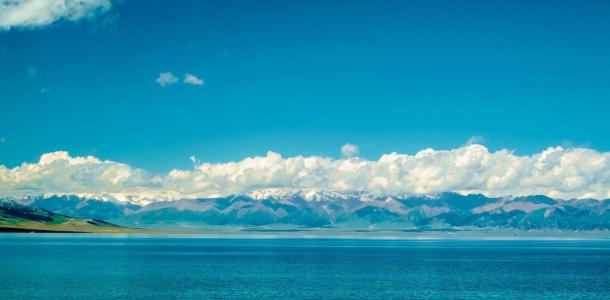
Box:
[7, 190, 610, 231]
[248, 188, 386, 202]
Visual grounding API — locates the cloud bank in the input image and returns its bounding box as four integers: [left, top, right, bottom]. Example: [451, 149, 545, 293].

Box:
[1, 145, 610, 200]
[0, 0, 112, 30]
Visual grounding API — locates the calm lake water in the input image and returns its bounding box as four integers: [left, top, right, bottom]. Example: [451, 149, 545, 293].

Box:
[1, 235, 610, 299]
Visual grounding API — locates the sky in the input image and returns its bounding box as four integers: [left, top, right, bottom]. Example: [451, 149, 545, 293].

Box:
[1, 0, 610, 199]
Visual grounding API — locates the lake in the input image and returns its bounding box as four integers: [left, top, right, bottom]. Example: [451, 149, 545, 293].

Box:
[1, 234, 610, 299]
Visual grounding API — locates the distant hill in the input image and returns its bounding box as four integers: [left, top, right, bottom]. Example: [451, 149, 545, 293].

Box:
[0, 200, 142, 233]
[8, 190, 610, 232]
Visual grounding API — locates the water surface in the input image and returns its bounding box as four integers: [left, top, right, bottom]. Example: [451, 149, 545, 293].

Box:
[1, 234, 609, 299]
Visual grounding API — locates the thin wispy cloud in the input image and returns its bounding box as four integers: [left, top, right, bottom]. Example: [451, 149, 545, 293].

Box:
[156, 72, 178, 86]
[189, 155, 200, 166]
[27, 65, 37, 78]
[465, 136, 484, 146]
[2, 144, 610, 200]
[0, 0, 112, 31]
[184, 73, 204, 86]
[341, 143, 359, 158]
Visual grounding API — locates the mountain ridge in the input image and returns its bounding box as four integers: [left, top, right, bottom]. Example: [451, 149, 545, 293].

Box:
[6, 190, 610, 231]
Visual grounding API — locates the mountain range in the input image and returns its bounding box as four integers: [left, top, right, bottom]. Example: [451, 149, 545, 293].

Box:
[3, 190, 610, 232]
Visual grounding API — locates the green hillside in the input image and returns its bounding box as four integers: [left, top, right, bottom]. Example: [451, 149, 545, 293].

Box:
[0, 200, 144, 233]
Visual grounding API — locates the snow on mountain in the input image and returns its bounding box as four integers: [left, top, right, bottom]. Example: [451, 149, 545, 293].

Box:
[39, 192, 175, 206]
[248, 188, 382, 202]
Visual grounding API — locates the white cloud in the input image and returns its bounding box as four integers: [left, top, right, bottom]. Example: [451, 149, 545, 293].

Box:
[184, 73, 204, 86]
[0, 137, 6, 144]
[341, 143, 359, 158]
[0, 151, 155, 197]
[1, 145, 610, 200]
[0, 0, 112, 31]
[189, 155, 199, 166]
[156, 72, 178, 86]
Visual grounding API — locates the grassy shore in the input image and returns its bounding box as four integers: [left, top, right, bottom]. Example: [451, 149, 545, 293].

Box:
[0, 220, 152, 233]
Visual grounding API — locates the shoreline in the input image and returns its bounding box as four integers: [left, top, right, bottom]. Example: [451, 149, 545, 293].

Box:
[2, 227, 610, 240]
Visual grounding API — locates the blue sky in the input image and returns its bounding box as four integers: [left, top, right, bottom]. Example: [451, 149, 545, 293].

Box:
[1, 0, 610, 173]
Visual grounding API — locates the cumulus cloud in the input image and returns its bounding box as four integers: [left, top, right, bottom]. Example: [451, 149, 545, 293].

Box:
[156, 72, 178, 86]
[0, 151, 156, 198]
[184, 73, 204, 86]
[341, 143, 359, 158]
[0, 0, 112, 30]
[1, 145, 610, 200]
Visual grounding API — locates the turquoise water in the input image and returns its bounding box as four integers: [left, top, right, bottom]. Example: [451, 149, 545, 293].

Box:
[1, 235, 610, 299]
